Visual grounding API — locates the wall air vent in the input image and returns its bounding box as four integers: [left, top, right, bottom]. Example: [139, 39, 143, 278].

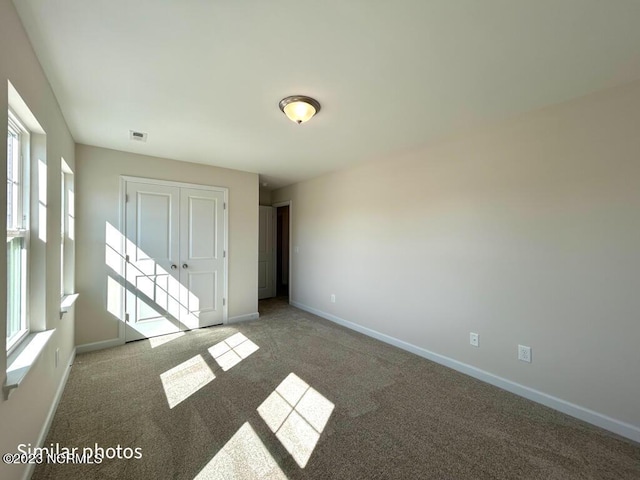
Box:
[129, 130, 148, 142]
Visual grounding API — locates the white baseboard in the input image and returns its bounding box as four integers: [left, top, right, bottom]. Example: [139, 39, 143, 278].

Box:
[22, 348, 76, 480]
[228, 312, 260, 324]
[290, 301, 640, 444]
[76, 337, 124, 354]
[77, 315, 262, 352]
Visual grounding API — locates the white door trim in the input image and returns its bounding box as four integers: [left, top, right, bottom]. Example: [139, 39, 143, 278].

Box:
[118, 176, 229, 343]
[272, 200, 292, 303]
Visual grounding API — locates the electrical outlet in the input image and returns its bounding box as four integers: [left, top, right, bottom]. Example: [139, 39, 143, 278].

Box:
[294, 246, 299, 253]
[330, 294, 336, 303]
[518, 344, 532, 363]
[55, 348, 60, 368]
[469, 332, 479, 347]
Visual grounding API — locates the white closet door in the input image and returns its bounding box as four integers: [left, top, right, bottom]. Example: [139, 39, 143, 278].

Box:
[258, 206, 276, 299]
[179, 187, 225, 328]
[124, 180, 226, 341]
[125, 181, 182, 341]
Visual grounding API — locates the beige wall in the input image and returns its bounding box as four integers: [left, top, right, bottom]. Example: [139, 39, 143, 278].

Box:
[273, 80, 640, 434]
[75, 145, 259, 346]
[259, 185, 272, 206]
[0, 1, 76, 479]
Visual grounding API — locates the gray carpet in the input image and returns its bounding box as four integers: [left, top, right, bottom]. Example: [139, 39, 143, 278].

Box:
[33, 298, 640, 479]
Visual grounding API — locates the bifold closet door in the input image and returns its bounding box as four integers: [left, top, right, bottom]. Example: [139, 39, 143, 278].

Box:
[179, 187, 225, 329]
[124, 181, 225, 341]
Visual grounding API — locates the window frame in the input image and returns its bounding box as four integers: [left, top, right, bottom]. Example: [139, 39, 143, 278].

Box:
[60, 158, 73, 300]
[60, 167, 65, 298]
[6, 109, 31, 354]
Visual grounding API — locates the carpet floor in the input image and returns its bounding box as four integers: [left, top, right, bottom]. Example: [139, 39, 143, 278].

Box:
[33, 297, 640, 479]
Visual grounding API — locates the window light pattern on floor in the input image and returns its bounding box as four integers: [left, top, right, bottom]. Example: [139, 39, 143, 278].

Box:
[160, 354, 215, 408]
[149, 331, 185, 349]
[208, 332, 259, 371]
[194, 422, 287, 480]
[257, 373, 334, 468]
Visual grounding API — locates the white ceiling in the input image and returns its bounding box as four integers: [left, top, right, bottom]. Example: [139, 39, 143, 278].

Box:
[13, 0, 640, 189]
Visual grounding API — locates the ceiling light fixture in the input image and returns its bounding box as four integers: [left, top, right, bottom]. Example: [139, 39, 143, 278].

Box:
[279, 95, 321, 124]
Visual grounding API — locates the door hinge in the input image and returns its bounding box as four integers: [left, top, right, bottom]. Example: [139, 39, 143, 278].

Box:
[125, 254, 130, 263]
[223, 202, 226, 210]
[125, 313, 130, 323]
[223, 298, 226, 306]
[125, 194, 129, 203]
[223, 250, 226, 258]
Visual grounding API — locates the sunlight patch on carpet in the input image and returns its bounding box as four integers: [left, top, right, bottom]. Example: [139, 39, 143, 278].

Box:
[208, 332, 259, 371]
[257, 373, 334, 468]
[194, 422, 287, 480]
[149, 331, 185, 348]
[160, 354, 215, 408]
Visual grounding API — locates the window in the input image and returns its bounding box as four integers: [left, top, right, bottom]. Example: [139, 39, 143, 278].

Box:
[60, 166, 65, 297]
[6, 111, 30, 352]
[60, 158, 73, 299]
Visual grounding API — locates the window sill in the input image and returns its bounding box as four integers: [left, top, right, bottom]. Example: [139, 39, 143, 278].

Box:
[60, 293, 79, 319]
[4, 329, 55, 399]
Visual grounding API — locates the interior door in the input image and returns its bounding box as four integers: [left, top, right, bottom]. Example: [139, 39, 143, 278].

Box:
[125, 181, 182, 341]
[258, 206, 276, 299]
[179, 187, 225, 328]
[124, 180, 226, 341]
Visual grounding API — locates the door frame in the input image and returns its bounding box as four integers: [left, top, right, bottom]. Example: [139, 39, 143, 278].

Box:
[272, 200, 292, 303]
[118, 175, 229, 342]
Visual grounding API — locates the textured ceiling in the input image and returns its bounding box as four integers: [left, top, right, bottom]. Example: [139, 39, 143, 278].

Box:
[13, 0, 640, 189]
